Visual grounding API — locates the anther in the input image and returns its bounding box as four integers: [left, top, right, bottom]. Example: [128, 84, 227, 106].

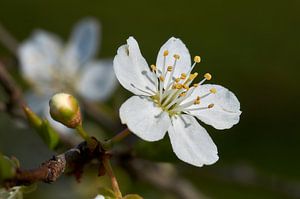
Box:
[173, 54, 180, 60]
[167, 66, 173, 72]
[183, 84, 189, 90]
[188, 72, 198, 81]
[208, 104, 214, 109]
[194, 100, 200, 105]
[180, 73, 187, 80]
[210, 88, 217, 94]
[194, 97, 201, 105]
[151, 64, 157, 71]
[193, 83, 199, 87]
[163, 50, 169, 57]
[175, 78, 181, 83]
[159, 76, 165, 82]
[204, 73, 212, 80]
[194, 56, 201, 63]
[176, 84, 183, 89]
[180, 92, 186, 97]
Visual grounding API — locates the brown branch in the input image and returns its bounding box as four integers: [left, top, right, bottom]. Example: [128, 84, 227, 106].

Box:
[0, 61, 23, 114]
[2, 138, 102, 188]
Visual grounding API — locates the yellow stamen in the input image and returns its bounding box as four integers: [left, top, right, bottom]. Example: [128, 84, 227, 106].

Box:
[194, 101, 200, 105]
[151, 64, 157, 71]
[208, 104, 214, 109]
[183, 84, 189, 90]
[194, 97, 201, 105]
[163, 50, 169, 57]
[175, 84, 183, 89]
[204, 73, 212, 80]
[188, 72, 198, 81]
[167, 66, 173, 72]
[210, 88, 217, 94]
[193, 83, 199, 88]
[159, 76, 165, 82]
[194, 56, 201, 63]
[173, 54, 180, 60]
[175, 78, 181, 83]
[180, 73, 187, 80]
[179, 92, 186, 97]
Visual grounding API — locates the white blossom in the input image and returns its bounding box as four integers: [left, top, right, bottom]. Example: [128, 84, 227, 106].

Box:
[114, 37, 241, 167]
[94, 195, 105, 199]
[18, 18, 117, 132]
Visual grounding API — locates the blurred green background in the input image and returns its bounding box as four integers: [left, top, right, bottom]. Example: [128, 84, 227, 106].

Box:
[0, 0, 299, 198]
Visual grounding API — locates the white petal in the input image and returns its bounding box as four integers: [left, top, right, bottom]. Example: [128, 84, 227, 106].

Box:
[156, 37, 191, 88]
[184, 84, 241, 130]
[94, 195, 105, 199]
[76, 59, 117, 101]
[63, 18, 100, 74]
[18, 30, 62, 84]
[168, 114, 218, 167]
[119, 96, 171, 141]
[113, 37, 157, 96]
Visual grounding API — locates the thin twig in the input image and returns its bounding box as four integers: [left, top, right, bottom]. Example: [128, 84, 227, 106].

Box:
[0, 22, 19, 56]
[0, 61, 24, 117]
[103, 154, 122, 199]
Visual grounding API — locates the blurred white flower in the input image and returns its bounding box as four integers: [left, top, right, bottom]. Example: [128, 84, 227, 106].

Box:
[114, 37, 241, 167]
[18, 18, 117, 132]
[94, 195, 105, 199]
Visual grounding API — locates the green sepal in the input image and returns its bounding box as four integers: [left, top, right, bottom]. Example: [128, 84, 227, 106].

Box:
[38, 120, 60, 150]
[0, 153, 16, 182]
[23, 106, 60, 150]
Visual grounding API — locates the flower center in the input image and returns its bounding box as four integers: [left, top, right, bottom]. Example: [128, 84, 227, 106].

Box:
[150, 51, 216, 116]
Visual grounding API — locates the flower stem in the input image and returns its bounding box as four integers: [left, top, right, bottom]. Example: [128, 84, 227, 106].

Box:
[76, 125, 97, 151]
[103, 128, 130, 150]
[103, 155, 122, 199]
[76, 125, 89, 140]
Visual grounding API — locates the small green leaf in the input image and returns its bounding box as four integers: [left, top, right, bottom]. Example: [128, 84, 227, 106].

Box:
[0, 153, 16, 181]
[23, 106, 60, 150]
[39, 120, 60, 150]
[123, 194, 143, 199]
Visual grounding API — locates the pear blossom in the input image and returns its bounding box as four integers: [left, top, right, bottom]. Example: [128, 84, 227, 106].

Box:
[114, 37, 241, 167]
[18, 18, 117, 132]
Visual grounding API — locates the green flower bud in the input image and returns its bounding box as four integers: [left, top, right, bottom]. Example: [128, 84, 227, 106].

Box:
[49, 93, 82, 128]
